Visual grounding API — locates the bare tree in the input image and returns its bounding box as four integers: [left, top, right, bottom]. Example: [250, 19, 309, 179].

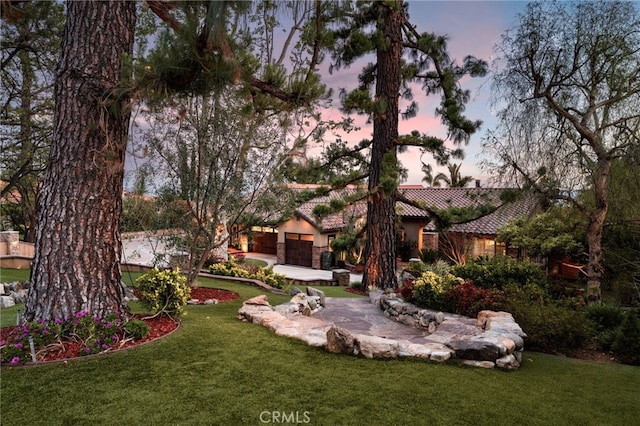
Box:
[482, 1, 640, 303]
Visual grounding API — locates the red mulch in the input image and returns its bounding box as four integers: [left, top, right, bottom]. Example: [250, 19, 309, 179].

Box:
[344, 287, 368, 296]
[1, 288, 238, 364]
[189, 287, 239, 303]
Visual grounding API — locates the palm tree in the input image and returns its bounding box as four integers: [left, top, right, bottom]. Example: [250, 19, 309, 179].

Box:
[421, 162, 434, 186]
[432, 163, 474, 188]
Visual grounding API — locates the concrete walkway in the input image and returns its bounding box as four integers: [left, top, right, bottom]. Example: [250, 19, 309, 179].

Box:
[246, 253, 363, 284]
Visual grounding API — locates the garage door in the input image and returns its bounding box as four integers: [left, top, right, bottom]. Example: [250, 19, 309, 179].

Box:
[285, 233, 313, 267]
[252, 232, 278, 255]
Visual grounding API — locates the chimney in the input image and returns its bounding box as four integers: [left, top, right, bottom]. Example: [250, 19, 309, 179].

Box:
[475, 179, 481, 188]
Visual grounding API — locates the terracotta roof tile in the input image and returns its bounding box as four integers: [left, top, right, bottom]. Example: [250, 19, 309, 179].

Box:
[294, 187, 540, 236]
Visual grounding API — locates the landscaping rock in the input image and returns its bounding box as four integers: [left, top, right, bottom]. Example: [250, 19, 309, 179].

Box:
[306, 287, 326, 307]
[274, 303, 298, 315]
[398, 342, 432, 359]
[290, 286, 302, 296]
[9, 290, 27, 304]
[463, 360, 495, 369]
[299, 329, 327, 347]
[429, 350, 452, 362]
[0, 296, 15, 309]
[0, 284, 5, 295]
[244, 295, 271, 306]
[448, 338, 501, 361]
[326, 325, 357, 355]
[496, 354, 520, 370]
[354, 334, 399, 359]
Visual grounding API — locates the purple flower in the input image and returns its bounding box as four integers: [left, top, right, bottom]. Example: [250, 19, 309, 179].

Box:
[84, 347, 91, 354]
[75, 311, 88, 318]
[105, 323, 113, 328]
[93, 317, 101, 323]
[0, 340, 6, 346]
[111, 335, 118, 341]
[55, 318, 63, 324]
[14, 343, 23, 349]
[11, 357, 20, 364]
[101, 344, 109, 350]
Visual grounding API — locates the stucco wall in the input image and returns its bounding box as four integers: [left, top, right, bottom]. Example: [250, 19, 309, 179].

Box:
[278, 217, 331, 247]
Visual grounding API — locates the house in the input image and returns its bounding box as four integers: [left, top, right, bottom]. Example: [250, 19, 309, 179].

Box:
[251, 185, 542, 269]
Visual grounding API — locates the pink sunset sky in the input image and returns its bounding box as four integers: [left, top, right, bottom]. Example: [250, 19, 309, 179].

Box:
[126, 1, 528, 191]
[316, 0, 528, 186]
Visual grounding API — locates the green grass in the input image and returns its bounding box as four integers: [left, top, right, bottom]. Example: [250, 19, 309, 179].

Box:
[243, 258, 268, 268]
[0, 268, 30, 283]
[1, 274, 639, 425]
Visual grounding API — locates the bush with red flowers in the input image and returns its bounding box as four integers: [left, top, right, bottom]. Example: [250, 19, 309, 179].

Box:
[444, 280, 506, 318]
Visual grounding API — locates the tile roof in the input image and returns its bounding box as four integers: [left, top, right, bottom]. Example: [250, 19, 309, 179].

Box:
[294, 187, 368, 232]
[293, 186, 541, 236]
[437, 193, 540, 236]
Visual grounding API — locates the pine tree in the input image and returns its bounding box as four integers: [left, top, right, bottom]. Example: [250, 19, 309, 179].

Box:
[326, 1, 486, 289]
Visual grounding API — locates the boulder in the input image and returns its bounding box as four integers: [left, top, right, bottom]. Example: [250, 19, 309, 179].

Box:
[244, 295, 270, 306]
[448, 338, 501, 361]
[398, 342, 432, 359]
[299, 329, 327, 347]
[354, 334, 399, 359]
[429, 350, 452, 362]
[496, 354, 520, 370]
[0, 295, 15, 309]
[10, 290, 27, 304]
[326, 325, 357, 355]
[306, 287, 326, 307]
[463, 360, 495, 369]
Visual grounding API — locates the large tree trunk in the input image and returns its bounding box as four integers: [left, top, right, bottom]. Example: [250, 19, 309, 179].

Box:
[363, 1, 403, 290]
[25, 1, 136, 322]
[585, 158, 611, 305]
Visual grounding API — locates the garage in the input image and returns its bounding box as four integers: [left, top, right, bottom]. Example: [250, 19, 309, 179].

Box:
[285, 233, 313, 267]
[252, 230, 278, 255]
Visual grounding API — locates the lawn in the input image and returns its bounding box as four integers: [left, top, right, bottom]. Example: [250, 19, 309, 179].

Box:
[1, 273, 639, 425]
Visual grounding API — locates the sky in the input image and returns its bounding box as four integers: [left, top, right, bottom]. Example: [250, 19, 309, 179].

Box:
[316, 0, 528, 186]
[126, 1, 529, 191]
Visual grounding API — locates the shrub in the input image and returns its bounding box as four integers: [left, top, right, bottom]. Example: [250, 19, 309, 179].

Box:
[136, 268, 190, 317]
[412, 271, 463, 311]
[502, 284, 589, 354]
[405, 259, 451, 279]
[124, 319, 151, 340]
[419, 248, 440, 264]
[253, 267, 286, 289]
[208, 258, 285, 289]
[611, 312, 640, 365]
[444, 281, 505, 318]
[451, 256, 546, 290]
[506, 299, 589, 354]
[398, 277, 415, 301]
[584, 305, 625, 350]
[584, 304, 625, 331]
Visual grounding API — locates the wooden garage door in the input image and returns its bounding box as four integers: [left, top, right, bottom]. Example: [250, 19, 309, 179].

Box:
[253, 232, 277, 255]
[285, 233, 313, 267]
